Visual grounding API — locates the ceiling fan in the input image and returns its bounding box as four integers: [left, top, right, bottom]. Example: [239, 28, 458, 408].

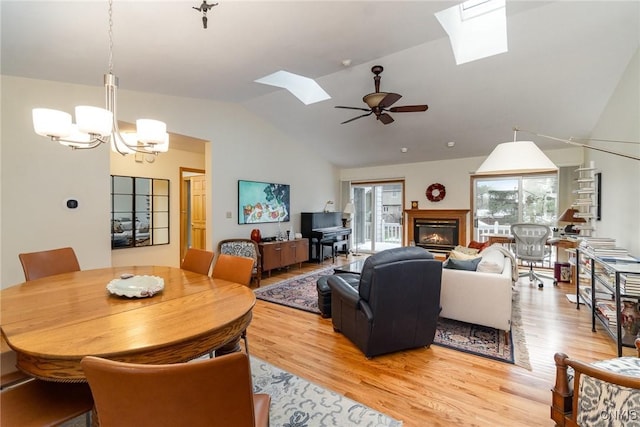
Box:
[335, 65, 429, 125]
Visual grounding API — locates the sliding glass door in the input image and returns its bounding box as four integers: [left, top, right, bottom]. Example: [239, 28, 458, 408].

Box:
[351, 181, 404, 253]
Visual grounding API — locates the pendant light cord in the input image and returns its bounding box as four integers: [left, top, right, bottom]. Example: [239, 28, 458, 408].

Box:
[108, 0, 114, 75]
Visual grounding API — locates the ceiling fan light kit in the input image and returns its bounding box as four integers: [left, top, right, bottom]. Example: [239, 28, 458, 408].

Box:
[336, 65, 428, 125]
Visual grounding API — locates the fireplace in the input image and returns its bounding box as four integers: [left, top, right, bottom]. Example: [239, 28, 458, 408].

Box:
[414, 219, 458, 252]
[404, 209, 469, 255]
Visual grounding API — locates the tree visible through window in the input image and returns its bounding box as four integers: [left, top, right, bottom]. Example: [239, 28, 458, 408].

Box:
[473, 174, 557, 240]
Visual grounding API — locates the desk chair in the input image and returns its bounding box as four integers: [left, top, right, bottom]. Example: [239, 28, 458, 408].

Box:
[180, 248, 215, 275]
[18, 247, 80, 281]
[81, 352, 270, 427]
[511, 223, 555, 288]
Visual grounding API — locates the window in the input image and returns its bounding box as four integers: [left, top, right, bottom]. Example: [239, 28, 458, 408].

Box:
[111, 175, 170, 249]
[473, 173, 558, 241]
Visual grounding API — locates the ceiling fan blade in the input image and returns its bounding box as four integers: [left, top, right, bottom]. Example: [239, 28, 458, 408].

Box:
[341, 111, 373, 124]
[335, 106, 371, 112]
[378, 113, 394, 125]
[389, 105, 429, 113]
[379, 93, 402, 108]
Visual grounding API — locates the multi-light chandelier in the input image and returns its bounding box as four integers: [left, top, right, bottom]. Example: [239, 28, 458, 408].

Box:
[32, 0, 169, 156]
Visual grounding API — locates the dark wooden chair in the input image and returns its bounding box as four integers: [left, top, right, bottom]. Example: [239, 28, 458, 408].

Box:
[551, 338, 640, 426]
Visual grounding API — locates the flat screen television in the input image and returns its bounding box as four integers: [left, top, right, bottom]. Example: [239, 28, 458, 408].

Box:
[238, 180, 290, 224]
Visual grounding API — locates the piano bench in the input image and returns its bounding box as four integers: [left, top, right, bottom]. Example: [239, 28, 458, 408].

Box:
[321, 240, 340, 263]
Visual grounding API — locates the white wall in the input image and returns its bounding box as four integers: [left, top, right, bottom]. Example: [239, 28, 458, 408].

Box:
[1, 76, 339, 288]
[586, 49, 640, 255]
[1, 77, 112, 288]
[340, 148, 583, 243]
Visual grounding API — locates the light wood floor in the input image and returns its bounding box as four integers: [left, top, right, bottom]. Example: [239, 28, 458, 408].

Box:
[246, 254, 637, 427]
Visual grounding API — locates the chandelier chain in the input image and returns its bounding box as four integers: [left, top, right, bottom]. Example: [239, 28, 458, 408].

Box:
[108, 0, 114, 74]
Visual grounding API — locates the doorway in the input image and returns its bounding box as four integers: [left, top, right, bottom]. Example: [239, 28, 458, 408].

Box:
[351, 180, 404, 253]
[180, 167, 207, 262]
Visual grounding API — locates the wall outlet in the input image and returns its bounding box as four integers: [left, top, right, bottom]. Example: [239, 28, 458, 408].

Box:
[226, 211, 232, 219]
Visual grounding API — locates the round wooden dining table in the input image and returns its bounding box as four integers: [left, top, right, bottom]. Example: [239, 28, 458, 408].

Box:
[0, 266, 255, 382]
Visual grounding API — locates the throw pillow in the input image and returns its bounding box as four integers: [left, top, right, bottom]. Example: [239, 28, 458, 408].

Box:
[448, 250, 482, 261]
[443, 257, 481, 271]
[476, 248, 506, 274]
[453, 245, 479, 256]
[468, 240, 491, 252]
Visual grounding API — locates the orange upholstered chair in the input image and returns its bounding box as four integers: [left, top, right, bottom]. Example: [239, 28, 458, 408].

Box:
[1, 379, 94, 427]
[18, 247, 80, 281]
[180, 248, 215, 275]
[212, 254, 255, 286]
[81, 352, 270, 427]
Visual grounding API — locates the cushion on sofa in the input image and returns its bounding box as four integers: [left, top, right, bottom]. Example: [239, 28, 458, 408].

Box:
[476, 248, 506, 274]
[448, 250, 482, 261]
[468, 240, 491, 252]
[452, 245, 479, 256]
[443, 257, 481, 271]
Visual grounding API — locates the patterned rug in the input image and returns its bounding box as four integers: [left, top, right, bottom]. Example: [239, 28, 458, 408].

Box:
[62, 354, 401, 427]
[254, 267, 334, 314]
[255, 268, 531, 369]
[251, 356, 402, 426]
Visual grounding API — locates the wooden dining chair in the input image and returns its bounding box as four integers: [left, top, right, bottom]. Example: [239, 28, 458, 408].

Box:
[212, 253, 255, 286]
[18, 246, 80, 281]
[81, 352, 270, 427]
[1, 379, 94, 427]
[180, 248, 215, 275]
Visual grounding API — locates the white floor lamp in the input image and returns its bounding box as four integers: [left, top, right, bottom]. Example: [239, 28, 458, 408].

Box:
[343, 201, 361, 256]
[342, 202, 360, 256]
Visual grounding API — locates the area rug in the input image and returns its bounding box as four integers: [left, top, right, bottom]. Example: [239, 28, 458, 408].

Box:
[255, 270, 531, 370]
[62, 356, 402, 427]
[251, 356, 402, 426]
[254, 267, 334, 314]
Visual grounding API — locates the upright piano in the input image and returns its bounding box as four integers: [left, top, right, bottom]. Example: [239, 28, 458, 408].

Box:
[301, 212, 352, 262]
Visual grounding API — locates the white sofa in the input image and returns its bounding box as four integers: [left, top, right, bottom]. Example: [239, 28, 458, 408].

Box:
[440, 245, 516, 334]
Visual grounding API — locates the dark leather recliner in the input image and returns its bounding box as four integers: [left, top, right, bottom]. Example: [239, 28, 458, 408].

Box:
[328, 246, 442, 358]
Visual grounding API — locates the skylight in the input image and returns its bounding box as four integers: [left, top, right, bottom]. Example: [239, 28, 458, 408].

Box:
[254, 70, 331, 105]
[435, 0, 508, 65]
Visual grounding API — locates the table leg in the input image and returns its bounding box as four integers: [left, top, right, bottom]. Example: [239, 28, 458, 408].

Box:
[214, 335, 242, 357]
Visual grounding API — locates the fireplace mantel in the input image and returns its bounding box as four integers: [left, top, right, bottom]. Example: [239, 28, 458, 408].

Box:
[404, 209, 470, 248]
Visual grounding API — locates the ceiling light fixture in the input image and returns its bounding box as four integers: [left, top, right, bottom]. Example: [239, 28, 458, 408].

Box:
[192, 1, 219, 29]
[31, 0, 169, 156]
[475, 128, 558, 175]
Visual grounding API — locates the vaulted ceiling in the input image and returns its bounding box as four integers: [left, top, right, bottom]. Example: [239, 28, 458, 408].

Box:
[2, 1, 638, 168]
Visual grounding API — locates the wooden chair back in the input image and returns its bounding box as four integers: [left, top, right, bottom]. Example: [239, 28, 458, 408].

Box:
[180, 248, 215, 275]
[212, 254, 254, 286]
[18, 247, 80, 281]
[81, 352, 270, 427]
